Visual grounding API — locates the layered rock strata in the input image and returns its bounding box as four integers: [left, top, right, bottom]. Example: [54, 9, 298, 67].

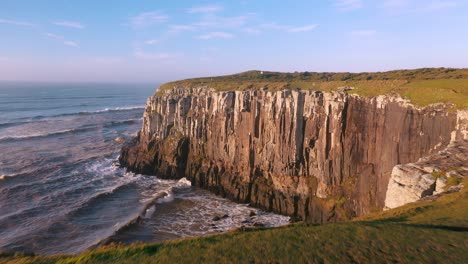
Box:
[120, 87, 466, 223]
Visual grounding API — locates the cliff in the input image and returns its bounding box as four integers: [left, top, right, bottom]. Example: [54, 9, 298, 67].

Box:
[120, 86, 467, 223]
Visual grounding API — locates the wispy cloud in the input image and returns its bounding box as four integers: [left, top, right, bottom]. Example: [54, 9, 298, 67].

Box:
[130, 11, 168, 28]
[260, 23, 319, 33]
[45, 33, 63, 40]
[193, 15, 248, 29]
[244, 27, 262, 34]
[0, 18, 36, 27]
[426, 1, 458, 10]
[288, 24, 318, 33]
[351, 29, 377, 36]
[134, 49, 181, 60]
[382, 0, 458, 13]
[45, 33, 79, 47]
[144, 39, 160, 45]
[169, 24, 195, 33]
[63, 41, 79, 47]
[383, 0, 409, 8]
[198, 31, 234, 40]
[334, 0, 363, 11]
[187, 5, 223, 14]
[54, 21, 84, 29]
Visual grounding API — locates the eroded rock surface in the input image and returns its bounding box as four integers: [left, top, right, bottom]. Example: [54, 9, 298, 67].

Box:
[385, 140, 467, 209]
[120, 87, 466, 223]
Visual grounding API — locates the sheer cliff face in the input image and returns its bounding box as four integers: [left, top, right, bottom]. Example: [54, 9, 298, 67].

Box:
[120, 87, 462, 223]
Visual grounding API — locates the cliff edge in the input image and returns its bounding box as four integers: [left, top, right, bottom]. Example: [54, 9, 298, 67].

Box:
[120, 75, 467, 222]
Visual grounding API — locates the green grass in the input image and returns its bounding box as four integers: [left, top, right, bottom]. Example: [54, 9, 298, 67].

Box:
[3, 180, 467, 264]
[402, 79, 468, 109]
[157, 68, 468, 109]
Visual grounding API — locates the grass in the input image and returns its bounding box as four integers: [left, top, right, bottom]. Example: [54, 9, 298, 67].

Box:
[157, 68, 468, 109]
[3, 180, 466, 264]
[402, 79, 468, 109]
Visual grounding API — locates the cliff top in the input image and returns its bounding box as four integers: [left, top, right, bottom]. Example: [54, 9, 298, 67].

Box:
[5, 179, 467, 263]
[158, 68, 468, 109]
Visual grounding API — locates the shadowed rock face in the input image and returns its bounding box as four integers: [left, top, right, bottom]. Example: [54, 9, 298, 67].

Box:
[120, 87, 464, 223]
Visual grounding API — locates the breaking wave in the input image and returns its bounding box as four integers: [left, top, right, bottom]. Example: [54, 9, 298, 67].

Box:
[12, 106, 146, 121]
[89, 178, 192, 249]
[0, 127, 96, 142]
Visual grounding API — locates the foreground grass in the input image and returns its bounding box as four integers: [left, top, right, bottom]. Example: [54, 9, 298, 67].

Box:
[158, 68, 468, 109]
[3, 181, 467, 264]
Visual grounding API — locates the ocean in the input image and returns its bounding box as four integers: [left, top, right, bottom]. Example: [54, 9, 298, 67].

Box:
[0, 82, 289, 255]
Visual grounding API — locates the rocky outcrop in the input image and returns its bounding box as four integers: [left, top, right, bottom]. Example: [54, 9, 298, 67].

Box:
[120, 87, 466, 223]
[385, 111, 468, 209]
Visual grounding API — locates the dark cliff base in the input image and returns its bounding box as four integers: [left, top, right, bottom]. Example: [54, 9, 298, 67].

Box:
[119, 88, 460, 223]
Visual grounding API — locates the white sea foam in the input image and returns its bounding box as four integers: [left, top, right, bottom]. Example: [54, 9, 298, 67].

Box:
[0, 128, 79, 141]
[176, 177, 192, 188]
[156, 189, 174, 204]
[94, 106, 145, 113]
[137, 189, 291, 240]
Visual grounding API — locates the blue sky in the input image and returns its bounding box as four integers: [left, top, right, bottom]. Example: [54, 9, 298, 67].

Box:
[0, 0, 467, 83]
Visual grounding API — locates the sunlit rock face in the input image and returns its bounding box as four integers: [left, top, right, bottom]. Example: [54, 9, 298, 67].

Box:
[120, 87, 465, 223]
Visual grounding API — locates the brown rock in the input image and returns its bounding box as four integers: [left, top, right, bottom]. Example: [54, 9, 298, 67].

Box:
[119, 87, 466, 223]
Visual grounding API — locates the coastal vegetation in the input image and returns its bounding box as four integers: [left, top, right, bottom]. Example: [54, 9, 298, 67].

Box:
[158, 68, 468, 109]
[3, 179, 466, 264]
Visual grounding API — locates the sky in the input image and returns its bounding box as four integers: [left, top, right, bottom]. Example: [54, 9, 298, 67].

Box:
[0, 0, 467, 83]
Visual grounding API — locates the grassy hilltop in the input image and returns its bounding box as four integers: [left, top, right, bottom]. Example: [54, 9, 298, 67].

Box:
[3, 180, 467, 264]
[159, 68, 468, 109]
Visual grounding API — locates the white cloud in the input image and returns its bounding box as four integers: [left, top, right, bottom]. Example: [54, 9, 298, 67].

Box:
[63, 41, 79, 47]
[198, 31, 234, 40]
[144, 39, 160, 45]
[382, 0, 458, 13]
[45, 33, 63, 39]
[383, 0, 409, 8]
[0, 18, 36, 27]
[351, 29, 377, 36]
[244, 27, 262, 34]
[54, 21, 84, 29]
[130, 11, 168, 28]
[169, 24, 195, 33]
[192, 15, 248, 29]
[288, 24, 318, 33]
[134, 49, 181, 60]
[260, 23, 319, 33]
[187, 5, 223, 14]
[45, 33, 79, 48]
[260, 23, 288, 31]
[424, 1, 458, 11]
[334, 0, 363, 11]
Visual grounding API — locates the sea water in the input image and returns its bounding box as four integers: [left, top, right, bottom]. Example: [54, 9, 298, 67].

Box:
[0, 82, 289, 255]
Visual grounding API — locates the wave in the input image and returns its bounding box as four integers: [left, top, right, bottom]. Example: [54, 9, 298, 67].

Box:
[0, 127, 95, 142]
[0, 118, 142, 143]
[18, 106, 145, 121]
[94, 106, 145, 113]
[1, 106, 144, 129]
[107, 118, 142, 126]
[88, 178, 192, 249]
[0, 154, 120, 195]
[0, 121, 30, 129]
[64, 182, 137, 220]
[0, 157, 129, 223]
